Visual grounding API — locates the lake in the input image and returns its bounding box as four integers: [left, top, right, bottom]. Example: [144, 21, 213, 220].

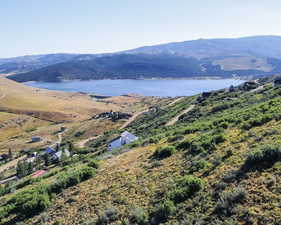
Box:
[25, 79, 245, 97]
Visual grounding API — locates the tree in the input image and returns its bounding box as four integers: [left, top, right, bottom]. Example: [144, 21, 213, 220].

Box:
[68, 141, 74, 155]
[8, 149, 13, 160]
[16, 160, 33, 178]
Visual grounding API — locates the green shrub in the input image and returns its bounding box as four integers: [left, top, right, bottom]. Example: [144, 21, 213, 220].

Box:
[167, 135, 184, 143]
[176, 139, 192, 150]
[242, 145, 281, 171]
[52, 166, 96, 193]
[169, 176, 204, 203]
[10, 184, 51, 217]
[153, 146, 176, 159]
[152, 200, 176, 223]
[96, 207, 119, 225]
[128, 207, 148, 225]
[87, 159, 100, 169]
[214, 187, 247, 216]
[190, 159, 208, 173]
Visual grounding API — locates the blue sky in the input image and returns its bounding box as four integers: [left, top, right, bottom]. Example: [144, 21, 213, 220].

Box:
[1, 0, 281, 58]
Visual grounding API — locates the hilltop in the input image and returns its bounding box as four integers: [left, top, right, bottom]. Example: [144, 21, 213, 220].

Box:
[5, 36, 281, 82]
[1, 76, 281, 224]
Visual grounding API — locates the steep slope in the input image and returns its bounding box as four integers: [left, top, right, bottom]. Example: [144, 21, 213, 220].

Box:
[1, 78, 281, 225]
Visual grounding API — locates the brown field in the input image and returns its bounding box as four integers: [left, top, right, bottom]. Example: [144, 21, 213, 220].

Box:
[0, 77, 160, 154]
[0, 77, 149, 122]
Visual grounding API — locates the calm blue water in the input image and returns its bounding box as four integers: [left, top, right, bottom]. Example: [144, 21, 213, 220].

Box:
[25, 79, 244, 97]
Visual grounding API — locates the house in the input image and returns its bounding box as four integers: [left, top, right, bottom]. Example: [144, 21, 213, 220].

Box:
[53, 149, 71, 161]
[273, 77, 281, 87]
[44, 147, 56, 155]
[31, 136, 42, 142]
[108, 131, 138, 151]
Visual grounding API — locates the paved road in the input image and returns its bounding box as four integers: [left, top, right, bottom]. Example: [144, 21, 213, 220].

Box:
[166, 105, 195, 126]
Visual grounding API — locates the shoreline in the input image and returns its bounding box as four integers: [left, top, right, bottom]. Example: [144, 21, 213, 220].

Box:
[24, 76, 248, 83]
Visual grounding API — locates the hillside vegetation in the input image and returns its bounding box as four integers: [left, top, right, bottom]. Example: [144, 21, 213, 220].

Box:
[1, 77, 281, 224]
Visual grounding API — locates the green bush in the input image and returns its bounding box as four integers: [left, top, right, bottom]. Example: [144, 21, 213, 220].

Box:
[10, 184, 51, 217]
[169, 176, 204, 203]
[214, 187, 247, 216]
[52, 166, 96, 193]
[87, 159, 100, 169]
[177, 131, 225, 155]
[96, 207, 119, 225]
[242, 145, 281, 171]
[0, 204, 15, 220]
[167, 135, 184, 143]
[152, 200, 176, 223]
[190, 159, 208, 173]
[128, 207, 148, 225]
[153, 146, 176, 159]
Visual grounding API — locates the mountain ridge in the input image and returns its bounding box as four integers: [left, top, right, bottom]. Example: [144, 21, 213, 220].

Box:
[4, 35, 281, 82]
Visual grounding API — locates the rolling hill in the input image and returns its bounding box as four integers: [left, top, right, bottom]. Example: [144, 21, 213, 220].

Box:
[5, 35, 281, 82]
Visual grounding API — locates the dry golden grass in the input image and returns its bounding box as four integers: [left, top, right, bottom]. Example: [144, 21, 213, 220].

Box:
[0, 78, 149, 122]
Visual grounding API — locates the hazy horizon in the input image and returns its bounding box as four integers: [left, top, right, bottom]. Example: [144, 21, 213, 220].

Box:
[2, 0, 281, 58]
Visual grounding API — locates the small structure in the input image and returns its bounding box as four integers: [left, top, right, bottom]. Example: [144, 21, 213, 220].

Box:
[31, 136, 42, 143]
[108, 131, 138, 151]
[53, 149, 71, 161]
[44, 147, 56, 155]
[32, 170, 46, 178]
[273, 77, 281, 87]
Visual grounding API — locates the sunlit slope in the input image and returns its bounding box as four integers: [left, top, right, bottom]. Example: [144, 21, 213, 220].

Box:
[0, 78, 139, 122]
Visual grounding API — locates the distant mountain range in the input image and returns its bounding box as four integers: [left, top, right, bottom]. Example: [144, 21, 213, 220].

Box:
[5, 35, 281, 82]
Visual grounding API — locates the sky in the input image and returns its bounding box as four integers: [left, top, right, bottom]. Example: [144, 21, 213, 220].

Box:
[1, 0, 281, 58]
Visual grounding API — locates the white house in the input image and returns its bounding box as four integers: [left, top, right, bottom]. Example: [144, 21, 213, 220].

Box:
[108, 131, 138, 151]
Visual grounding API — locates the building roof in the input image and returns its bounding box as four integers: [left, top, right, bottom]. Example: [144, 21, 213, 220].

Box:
[120, 131, 138, 141]
[44, 147, 55, 155]
[55, 149, 70, 159]
[108, 131, 138, 150]
[32, 170, 46, 178]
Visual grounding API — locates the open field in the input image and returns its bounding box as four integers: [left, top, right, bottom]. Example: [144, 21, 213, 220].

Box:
[0, 77, 150, 122]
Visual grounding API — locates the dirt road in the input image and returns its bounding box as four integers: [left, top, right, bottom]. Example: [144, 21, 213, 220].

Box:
[76, 135, 101, 148]
[0, 155, 26, 174]
[166, 104, 195, 126]
[120, 109, 149, 129]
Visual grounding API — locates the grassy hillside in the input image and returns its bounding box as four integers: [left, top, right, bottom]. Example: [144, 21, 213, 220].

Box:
[0, 77, 149, 122]
[1, 78, 281, 225]
[0, 78, 157, 153]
